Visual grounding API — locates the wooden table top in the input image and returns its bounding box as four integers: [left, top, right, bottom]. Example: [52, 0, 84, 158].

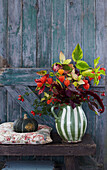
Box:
[0, 133, 96, 156]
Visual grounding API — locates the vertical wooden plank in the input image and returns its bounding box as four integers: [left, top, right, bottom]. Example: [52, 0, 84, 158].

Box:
[0, 0, 8, 59]
[104, 0, 107, 168]
[7, 0, 22, 121]
[104, 77, 107, 170]
[22, 0, 37, 67]
[66, 0, 82, 58]
[95, 0, 107, 165]
[81, 0, 95, 66]
[8, 0, 22, 67]
[0, 0, 8, 123]
[51, 0, 66, 63]
[36, 0, 52, 68]
[7, 93, 21, 122]
[95, 88, 106, 164]
[0, 87, 7, 122]
[81, 0, 96, 140]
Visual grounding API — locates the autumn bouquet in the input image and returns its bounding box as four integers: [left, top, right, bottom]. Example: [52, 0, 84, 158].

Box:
[18, 44, 106, 117]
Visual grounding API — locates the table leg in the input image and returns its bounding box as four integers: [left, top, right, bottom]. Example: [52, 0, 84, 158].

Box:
[64, 156, 78, 170]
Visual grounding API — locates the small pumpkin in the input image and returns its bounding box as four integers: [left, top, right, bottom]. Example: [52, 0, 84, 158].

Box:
[13, 114, 38, 133]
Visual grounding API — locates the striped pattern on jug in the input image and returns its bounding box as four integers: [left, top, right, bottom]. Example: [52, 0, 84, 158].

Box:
[55, 105, 87, 143]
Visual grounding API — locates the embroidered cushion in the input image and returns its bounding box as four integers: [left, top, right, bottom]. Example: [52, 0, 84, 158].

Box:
[0, 122, 52, 144]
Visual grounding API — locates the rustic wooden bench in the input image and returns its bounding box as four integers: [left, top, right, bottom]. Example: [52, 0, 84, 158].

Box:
[0, 133, 96, 170]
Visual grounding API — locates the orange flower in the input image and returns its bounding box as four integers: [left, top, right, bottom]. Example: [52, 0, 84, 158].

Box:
[64, 80, 70, 87]
[83, 83, 90, 90]
[58, 69, 64, 75]
[47, 99, 52, 104]
[37, 82, 43, 87]
[47, 78, 53, 84]
[58, 76, 65, 82]
[41, 76, 47, 83]
[83, 80, 88, 84]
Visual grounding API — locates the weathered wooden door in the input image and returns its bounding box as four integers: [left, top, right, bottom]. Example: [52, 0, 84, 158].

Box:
[0, 0, 107, 169]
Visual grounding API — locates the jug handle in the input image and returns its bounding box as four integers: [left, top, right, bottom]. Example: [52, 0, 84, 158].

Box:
[51, 106, 58, 119]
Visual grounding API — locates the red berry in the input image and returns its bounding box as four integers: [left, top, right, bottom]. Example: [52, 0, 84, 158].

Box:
[83, 83, 90, 90]
[100, 68, 106, 72]
[18, 97, 22, 101]
[64, 80, 70, 87]
[47, 78, 53, 84]
[101, 92, 105, 96]
[89, 76, 94, 81]
[99, 109, 102, 112]
[18, 95, 21, 97]
[41, 76, 47, 83]
[31, 111, 35, 116]
[21, 98, 24, 102]
[53, 98, 58, 102]
[37, 82, 43, 87]
[47, 100, 51, 104]
[58, 76, 65, 82]
[91, 71, 95, 74]
[87, 96, 90, 100]
[98, 75, 101, 80]
[39, 113, 42, 116]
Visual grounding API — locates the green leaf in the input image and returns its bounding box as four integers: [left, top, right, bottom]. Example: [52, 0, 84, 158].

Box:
[63, 65, 71, 70]
[41, 97, 46, 102]
[56, 72, 61, 76]
[25, 92, 29, 96]
[63, 59, 71, 64]
[96, 80, 99, 85]
[76, 60, 89, 70]
[56, 79, 62, 87]
[82, 69, 93, 76]
[67, 77, 72, 80]
[49, 72, 54, 76]
[78, 79, 85, 85]
[100, 70, 106, 75]
[71, 72, 78, 80]
[78, 75, 82, 81]
[44, 92, 49, 98]
[59, 51, 65, 63]
[73, 82, 78, 87]
[72, 44, 83, 62]
[94, 66, 100, 73]
[94, 56, 100, 68]
[36, 70, 47, 75]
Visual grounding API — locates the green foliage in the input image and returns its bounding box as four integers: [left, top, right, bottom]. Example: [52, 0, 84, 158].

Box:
[63, 59, 71, 64]
[72, 44, 83, 62]
[36, 70, 47, 75]
[59, 51, 65, 63]
[76, 60, 90, 70]
[94, 56, 100, 68]
[49, 72, 54, 76]
[19, 44, 106, 117]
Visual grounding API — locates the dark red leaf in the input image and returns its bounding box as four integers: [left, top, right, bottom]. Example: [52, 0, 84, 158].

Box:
[52, 63, 62, 72]
[88, 101, 100, 116]
[83, 90, 105, 113]
[38, 85, 45, 95]
[69, 100, 76, 109]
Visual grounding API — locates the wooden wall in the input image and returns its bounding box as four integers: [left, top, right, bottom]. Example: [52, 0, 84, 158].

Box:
[0, 0, 107, 169]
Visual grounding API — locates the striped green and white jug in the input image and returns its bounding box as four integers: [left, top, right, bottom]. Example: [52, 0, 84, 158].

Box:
[51, 105, 87, 143]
